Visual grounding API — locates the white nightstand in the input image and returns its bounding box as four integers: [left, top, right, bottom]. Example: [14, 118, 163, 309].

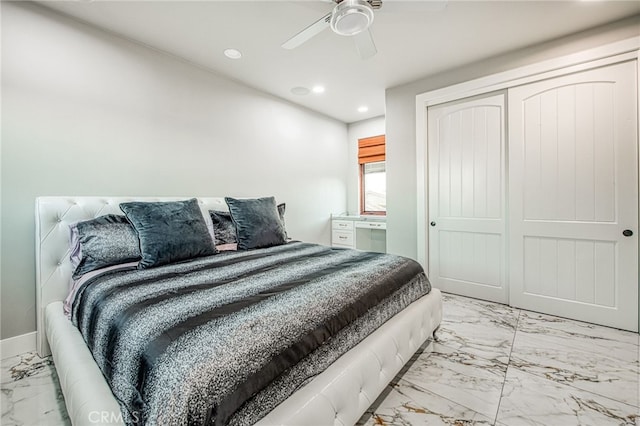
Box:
[331, 219, 355, 249]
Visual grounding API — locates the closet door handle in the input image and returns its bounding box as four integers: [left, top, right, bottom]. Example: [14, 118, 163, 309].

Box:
[430, 221, 436, 227]
[623, 229, 633, 237]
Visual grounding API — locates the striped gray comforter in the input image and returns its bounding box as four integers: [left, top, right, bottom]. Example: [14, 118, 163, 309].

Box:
[71, 242, 431, 425]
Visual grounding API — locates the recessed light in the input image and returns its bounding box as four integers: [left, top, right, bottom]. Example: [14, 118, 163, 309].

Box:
[357, 106, 369, 113]
[223, 48, 242, 59]
[291, 86, 310, 96]
[312, 85, 325, 94]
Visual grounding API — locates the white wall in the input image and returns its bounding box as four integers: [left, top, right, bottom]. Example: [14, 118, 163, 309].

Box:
[346, 116, 385, 215]
[385, 15, 640, 260]
[0, 2, 349, 340]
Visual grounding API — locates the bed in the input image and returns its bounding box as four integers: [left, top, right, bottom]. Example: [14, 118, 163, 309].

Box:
[35, 196, 442, 425]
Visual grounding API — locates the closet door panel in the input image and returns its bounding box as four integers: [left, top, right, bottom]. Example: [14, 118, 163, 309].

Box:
[556, 86, 577, 221]
[428, 94, 507, 303]
[509, 60, 638, 331]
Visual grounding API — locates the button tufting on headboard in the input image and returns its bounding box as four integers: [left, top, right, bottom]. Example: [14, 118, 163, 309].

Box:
[35, 196, 230, 356]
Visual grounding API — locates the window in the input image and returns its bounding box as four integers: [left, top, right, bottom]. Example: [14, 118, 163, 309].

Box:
[358, 135, 386, 215]
[362, 161, 386, 212]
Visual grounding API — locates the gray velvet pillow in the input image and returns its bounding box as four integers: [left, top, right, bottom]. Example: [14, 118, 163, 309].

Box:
[120, 198, 216, 269]
[225, 197, 287, 250]
[210, 203, 286, 247]
[70, 214, 141, 279]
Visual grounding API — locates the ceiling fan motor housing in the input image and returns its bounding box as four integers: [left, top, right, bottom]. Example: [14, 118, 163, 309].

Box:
[330, 0, 376, 36]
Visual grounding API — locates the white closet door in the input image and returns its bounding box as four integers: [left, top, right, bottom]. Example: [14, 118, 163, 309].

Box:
[509, 61, 638, 331]
[428, 94, 507, 303]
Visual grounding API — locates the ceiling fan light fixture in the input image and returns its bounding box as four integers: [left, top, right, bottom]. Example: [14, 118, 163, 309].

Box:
[330, 0, 374, 36]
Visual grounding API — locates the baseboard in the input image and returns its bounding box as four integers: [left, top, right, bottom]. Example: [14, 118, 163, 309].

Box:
[0, 332, 37, 360]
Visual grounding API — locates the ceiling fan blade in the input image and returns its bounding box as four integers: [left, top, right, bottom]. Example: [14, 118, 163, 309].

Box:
[353, 29, 377, 60]
[282, 12, 332, 50]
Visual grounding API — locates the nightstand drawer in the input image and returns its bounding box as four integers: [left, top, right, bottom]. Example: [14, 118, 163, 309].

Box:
[332, 220, 354, 230]
[332, 230, 354, 247]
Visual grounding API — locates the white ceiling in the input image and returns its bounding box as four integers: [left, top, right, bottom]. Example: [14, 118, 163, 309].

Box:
[39, 0, 640, 123]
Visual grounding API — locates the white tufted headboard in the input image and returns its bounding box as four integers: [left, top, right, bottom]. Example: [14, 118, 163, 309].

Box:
[35, 196, 229, 356]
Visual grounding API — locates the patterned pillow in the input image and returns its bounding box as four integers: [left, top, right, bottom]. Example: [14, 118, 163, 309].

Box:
[120, 198, 216, 269]
[70, 214, 141, 279]
[209, 210, 237, 247]
[277, 203, 286, 236]
[225, 197, 287, 250]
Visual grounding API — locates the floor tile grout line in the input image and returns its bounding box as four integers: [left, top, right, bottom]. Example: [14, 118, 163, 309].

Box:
[493, 307, 521, 425]
[427, 296, 525, 424]
[499, 357, 640, 413]
[389, 297, 518, 424]
[396, 376, 497, 424]
[506, 309, 640, 410]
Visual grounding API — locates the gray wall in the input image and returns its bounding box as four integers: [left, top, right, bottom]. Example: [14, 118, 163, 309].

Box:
[385, 15, 640, 260]
[1, 2, 349, 340]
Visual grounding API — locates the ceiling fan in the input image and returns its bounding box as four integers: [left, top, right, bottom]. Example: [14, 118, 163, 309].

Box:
[282, 0, 447, 60]
[281, 0, 382, 60]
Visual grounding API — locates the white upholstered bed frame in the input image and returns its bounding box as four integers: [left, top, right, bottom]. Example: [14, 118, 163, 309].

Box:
[35, 196, 442, 426]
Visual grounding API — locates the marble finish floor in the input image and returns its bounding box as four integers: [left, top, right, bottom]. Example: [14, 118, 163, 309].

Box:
[2, 293, 639, 425]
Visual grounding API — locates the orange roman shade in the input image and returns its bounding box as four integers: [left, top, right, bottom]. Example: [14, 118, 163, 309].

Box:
[358, 135, 385, 164]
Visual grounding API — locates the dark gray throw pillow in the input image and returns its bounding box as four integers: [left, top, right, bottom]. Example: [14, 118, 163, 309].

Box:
[210, 202, 286, 247]
[120, 198, 216, 269]
[225, 197, 287, 250]
[70, 214, 141, 279]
